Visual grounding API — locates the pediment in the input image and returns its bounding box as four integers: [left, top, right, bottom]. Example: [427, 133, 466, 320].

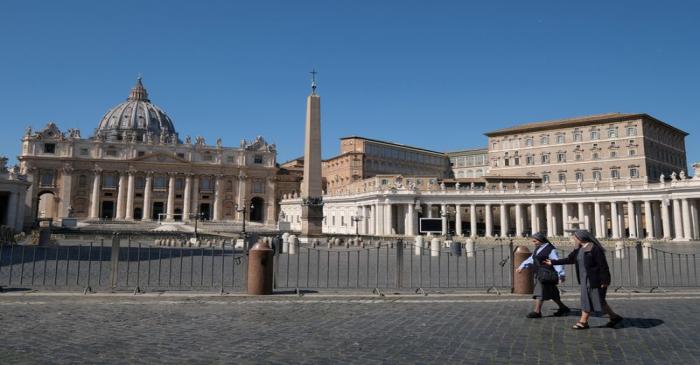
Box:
[131, 152, 189, 164]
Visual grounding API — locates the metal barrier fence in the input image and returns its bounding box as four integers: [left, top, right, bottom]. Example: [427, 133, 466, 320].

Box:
[1, 236, 699, 294]
[273, 240, 513, 294]
[0, 237, 247, 293]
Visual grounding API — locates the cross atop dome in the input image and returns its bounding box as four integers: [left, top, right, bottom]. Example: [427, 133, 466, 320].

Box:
[127, 76, 150, 102]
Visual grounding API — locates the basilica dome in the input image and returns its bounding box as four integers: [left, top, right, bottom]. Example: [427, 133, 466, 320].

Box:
[94, 78, 178, 142]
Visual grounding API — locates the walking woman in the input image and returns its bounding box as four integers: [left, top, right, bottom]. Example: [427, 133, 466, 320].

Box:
[516, 232, 570, 318]
[544, 229, 624, 329]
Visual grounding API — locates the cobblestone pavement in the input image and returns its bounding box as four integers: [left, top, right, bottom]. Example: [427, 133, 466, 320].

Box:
[1, 292, 699, 364]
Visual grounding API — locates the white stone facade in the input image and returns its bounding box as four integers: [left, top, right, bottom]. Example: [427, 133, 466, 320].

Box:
[18, 79, 279, 228]
[280, 172, 700, 241]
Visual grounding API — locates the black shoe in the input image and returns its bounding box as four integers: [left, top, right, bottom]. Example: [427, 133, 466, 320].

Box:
[553, 307, 571, 317]
[526, 312, 542, 318]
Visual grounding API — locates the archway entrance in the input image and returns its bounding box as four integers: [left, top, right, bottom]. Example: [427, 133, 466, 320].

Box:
[133, 207, 143, 220]
[174, 208, 182, 221]
[101, 201, 114, 220]
[199, 203, 211, 221]
[152, 202, 164, 220]
[250, 197, 264, 223]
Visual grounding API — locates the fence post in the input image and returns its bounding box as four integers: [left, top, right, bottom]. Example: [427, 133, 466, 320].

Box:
[635, 241, 643, 287]
[509, 239, 514, 293]
[395, 239, 404, 288]
[110, 233, 120, 290]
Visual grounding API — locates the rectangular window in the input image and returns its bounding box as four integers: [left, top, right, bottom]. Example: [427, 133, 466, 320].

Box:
[629, 168, 639, 178]
[556, 135, 565, 144]
[591, 130, 599, 140]
[557, 153, 566, 163]
[154, 176, 167, 190]
[575, 154, 582, 161]
[610, 151, 617, 158]
[103, 174, 117, 189]
[177, 153, 185, 159]
[137, 151, 146, 157]
[254, 155, 263, 164]
[227, 155, 234, 163]
[540, 136, 549, 145]
[136, 177, 145, 189]
[202, 154, 214, 161]
[573, 133, 582, 142]
[608, 128, 617, 138]
[611, 169, 620, 179]
[558, 173, 566, 183]
[626, 127, 637, 137]
[525, 138, 533, 147]
[628, 149, 636, 156]
[593, 171, 602, 181]
[80, 148, 89, 156]
[200, 177, 212, 191]
[542, 174, 550, 183]
[106, 149, 118, 157]
[253, 180, 264, 193]
[40, 171, 55, 187]
[43, 143, 56, 154]
[175, 178, 185, 190]
[575, 172, 584, 182]
[526, 156, 534, 165]
[541, 154, 550, 164]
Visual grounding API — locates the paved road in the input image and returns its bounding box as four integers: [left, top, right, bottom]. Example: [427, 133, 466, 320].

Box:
[1, 293, 699, 364]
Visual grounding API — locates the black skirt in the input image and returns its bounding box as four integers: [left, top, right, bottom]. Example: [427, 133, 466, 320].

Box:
[533, 280, 560, 301]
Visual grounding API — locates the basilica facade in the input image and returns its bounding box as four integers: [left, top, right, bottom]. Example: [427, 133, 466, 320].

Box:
[19, 78, 279, 228]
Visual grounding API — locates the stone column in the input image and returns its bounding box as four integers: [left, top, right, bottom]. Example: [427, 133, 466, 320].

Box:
[594, 202, 603, 238]
[455, 204, 462, 236]
[530, 203, 538, 235]
[385, 202, 393, 235]
[142, 172, 152, 221]
[515, 203, 523, 237]
[692, 200, 700, 240]
[644, 200, 654, 239]
[561, 203, 569, 234]
[500, 204, 508, 237]
[213, 175, 222, 221]
[406, 203, 415, 237]
[682, 198, 692, 240]
[470, 204, 477, 237]
[484, 203, 493, 237]
[183, 174, 192, 222]
[577, 202, 585, 230]
[166, 173, 176, 221]
[89, 169, 101, 219]
[427, 204, 433, 218]
[236, 174, 247, 221]
[58, 165, 73, 218]
[546, 203, 554, 237]
[191, 175, 199, 216]
[611, 202, 620, 239]
[375, 202, 384, 236]
[627, 201, 637, 239]
[441, 204, 448, 235]
[673, 199, 683, 240]
[115, 173, 127, 220]
[125, 171, 135, 220]
[661, 200, 671, 240]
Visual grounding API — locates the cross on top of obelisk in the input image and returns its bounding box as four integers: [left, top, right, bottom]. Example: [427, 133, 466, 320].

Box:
[310, 69, 317, 94]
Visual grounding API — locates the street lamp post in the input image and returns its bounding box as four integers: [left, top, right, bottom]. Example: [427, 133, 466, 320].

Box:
[236, 202, 254, 248]
[351, 212, 363, 237]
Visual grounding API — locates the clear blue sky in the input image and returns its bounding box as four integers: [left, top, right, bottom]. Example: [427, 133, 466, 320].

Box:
[1, 1, 698, 167]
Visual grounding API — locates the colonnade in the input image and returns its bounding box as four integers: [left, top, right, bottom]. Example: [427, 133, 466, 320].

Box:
[344, 198, 700, 241]
[86, 170, 251, 222]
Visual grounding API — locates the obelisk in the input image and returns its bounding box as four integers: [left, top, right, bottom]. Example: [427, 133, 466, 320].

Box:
[301, 70, 324, 236]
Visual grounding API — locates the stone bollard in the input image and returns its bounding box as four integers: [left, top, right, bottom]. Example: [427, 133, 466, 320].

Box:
[430, 237, 440, 257]
[414, 236, 424, 256]
[465, 238, 475, 258]
[642, 241, 653, 259]
[615, 241, 625, 259]
[282, 232, 290, 253]
[288, 235, 298, 255]
[247, 241, 274, 295]
[513, 246, 534, 294]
